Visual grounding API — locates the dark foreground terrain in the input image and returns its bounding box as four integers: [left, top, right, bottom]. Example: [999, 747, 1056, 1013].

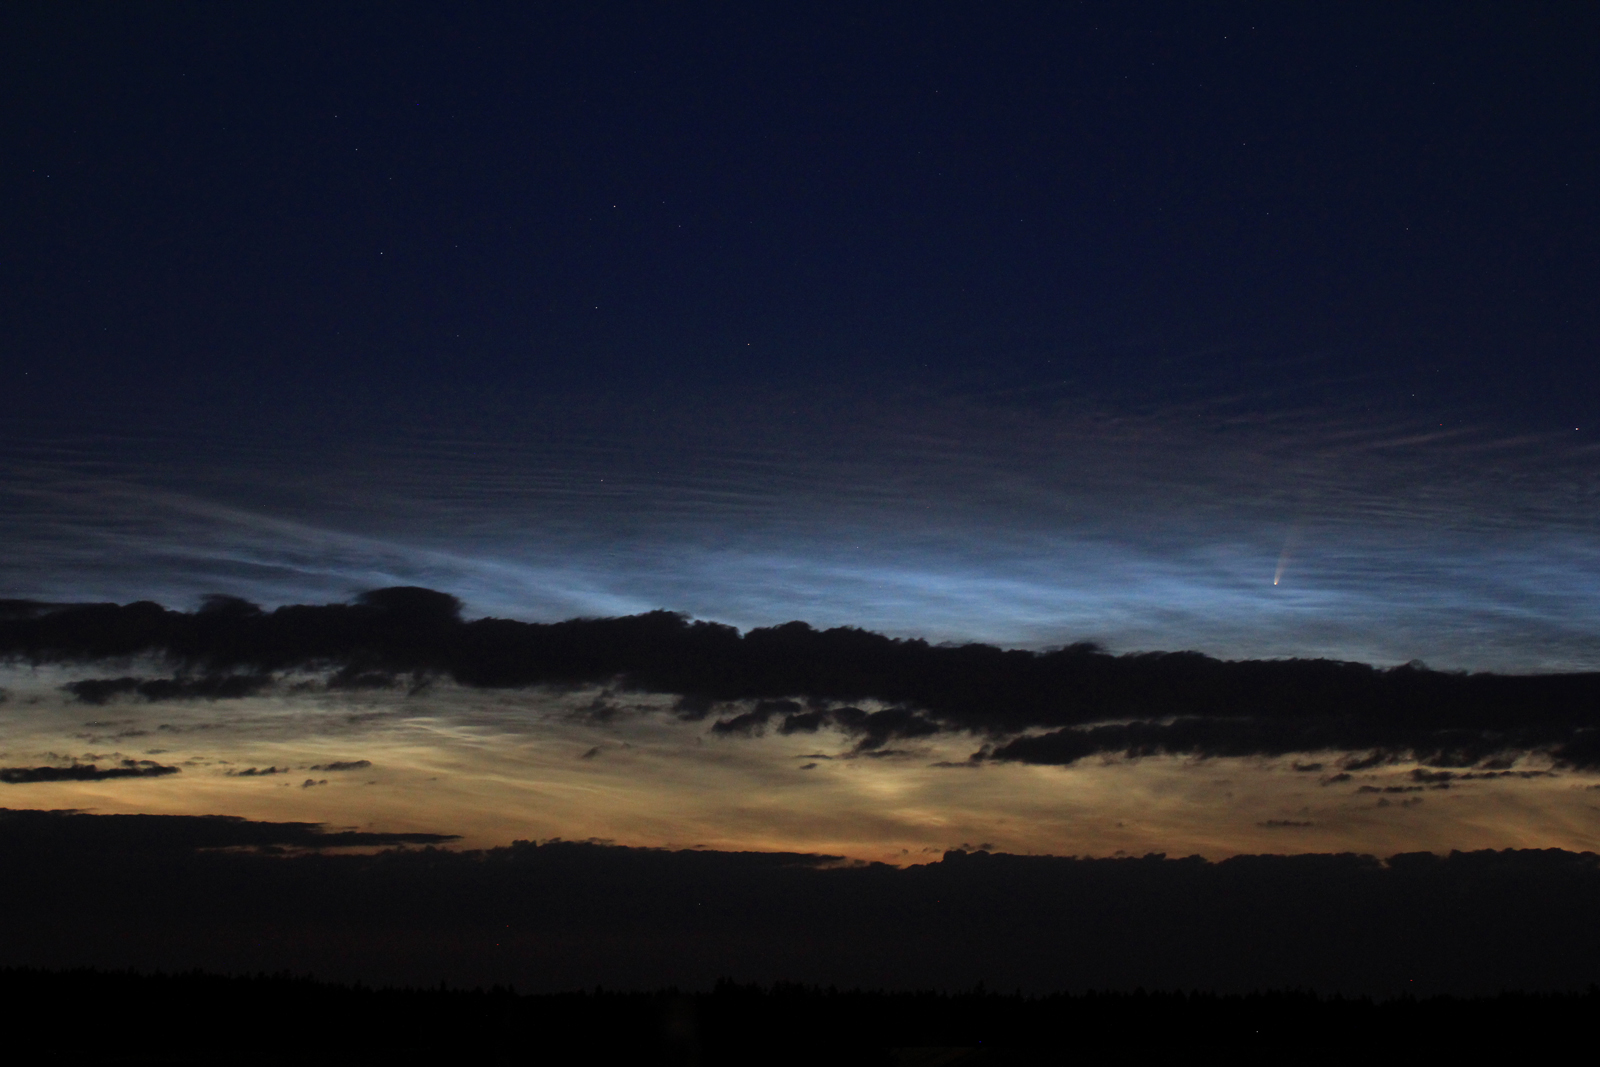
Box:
[9, 968, 1595, 1066]
[5, 807, 1600, 996]
[5, 804, 1599, 1065]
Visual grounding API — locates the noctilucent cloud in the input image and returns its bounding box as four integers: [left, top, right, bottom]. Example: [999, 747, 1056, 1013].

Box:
[6, 383, 1599, 671]
[6, 4, 1597, 672]
[4, 4, 1599, 861]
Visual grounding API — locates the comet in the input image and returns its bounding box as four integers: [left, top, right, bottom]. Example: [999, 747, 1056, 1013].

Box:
[1273, 526, 1301, 587]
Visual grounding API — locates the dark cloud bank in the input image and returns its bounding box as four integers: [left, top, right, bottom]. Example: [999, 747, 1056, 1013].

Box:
[7, 588, 1600, 768]
[3, 807, 1600, 1002]
[0, 759, 177, 784]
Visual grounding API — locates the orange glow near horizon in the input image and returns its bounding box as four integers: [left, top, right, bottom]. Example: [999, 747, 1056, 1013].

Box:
[2, 665, 1598, 863]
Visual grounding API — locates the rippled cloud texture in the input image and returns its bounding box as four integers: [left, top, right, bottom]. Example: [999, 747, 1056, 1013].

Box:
[6, 379, 1600, 672]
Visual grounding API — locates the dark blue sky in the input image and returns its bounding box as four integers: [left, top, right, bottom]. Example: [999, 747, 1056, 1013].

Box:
[4, 2, 1598, 667]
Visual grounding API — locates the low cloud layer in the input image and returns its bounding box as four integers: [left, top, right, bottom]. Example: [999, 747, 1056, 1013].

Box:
[0, 760, 178, 784]
[0, 808, 456, 849]
[64, 675, 273, 704]
[6, 588, 1600, 768]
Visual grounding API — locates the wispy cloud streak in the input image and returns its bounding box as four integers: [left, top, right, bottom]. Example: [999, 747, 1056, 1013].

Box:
[4, 386, 1599, 669]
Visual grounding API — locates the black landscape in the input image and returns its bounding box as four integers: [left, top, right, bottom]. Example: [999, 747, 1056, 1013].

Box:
[9, 967, 1598, 1066]
[5, 805, 1600, 996]
[6, 806, 1600, 1064]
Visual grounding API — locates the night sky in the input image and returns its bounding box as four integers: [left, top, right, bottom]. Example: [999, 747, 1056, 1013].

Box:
[3, 3, 1600, 995]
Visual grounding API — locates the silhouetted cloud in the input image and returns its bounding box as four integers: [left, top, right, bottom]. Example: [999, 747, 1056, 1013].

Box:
[63, 677, 143, 705]
[0, 807, 456, 849]
[9, 589, 1600, 767]
[0, 760, 178, 784]
[711, 699, 803, 736]
[713, 701, 941, 752]
[978, 716, 1600, 770]
[308, 760, 372, 772]
[64, 674, 272, 705]
[0, 600, 65, 621]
